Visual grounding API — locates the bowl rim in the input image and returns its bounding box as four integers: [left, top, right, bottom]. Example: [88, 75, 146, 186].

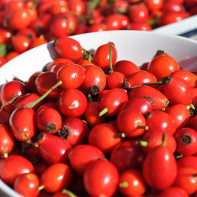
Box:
[0, 30, 197, 197]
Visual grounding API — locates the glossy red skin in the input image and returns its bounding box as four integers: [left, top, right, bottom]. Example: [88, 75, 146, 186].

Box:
[29, 36, 47, 49]
[191, 88, 197, 107]
[142, 145, 177, 190]
[35, 71, 61, 99]
[36, 107, 62, 134]
[175, 128, 197, 156]
[13, 93, 42, 111]
[1, 80, 27, 113]
[68, 0, 85, 15]
[127, 22, 152, 31]
[171, 69, 197, 88]
[173, 167, 197, 195]
[88, 23, 107, 32]
[110, 140, 145, 172]
[128, 4, 149, 22]
[49, 14, 69, 38]
[0, 110, 10, 126]
[161, 12, 184, 26]
[16, 28, 37, 41]
[118, 168, 147, 196]
[105, 14, 122, 30]
[9, 106, 36, 141]
[7, 8, 31, 30]
[84, 102, 106, 126]
[57, 63, 85, 89]
[40, 163, 73, 193]
[51, 63, 68, 74]
[25, 71, 43, 92]
[61, 12, 77, 35]
[5, 0, 24, 11]
[129, 85, 169, 111]
[162, 77, 193, 105]
[11, 35, 30, 53]
[107, 71, 125, 89]
[80, 64, 106, 95]
[148, 54, 179, 80]
[162, 1, 185, 13]
[99, 88, 128, 117]
[88, 13, 105, 26]
[0, 27, 12, 43]
[188, 116, 197, 131]
[34, 161, 48, 177]
[68, 144, 105, 175]
[113, 60, 140, 77]
[165, 104, 190, 130]
[58, 88, 87, 117]
[49, 1, 68, 15]
[142, 130, 177, 154]
[46, 58, 74, 71]
[177, 155, 197, 171]
[158, 187, 188, 197]
[144, 0, 163, 11]
[29, 18, 45, 35]
[88, 122, 122, 154]
[54, 37, 83, 60]
[146, 111, 177, 135]
[36, 102, 59, 116]
[119, 14, 129, 29]
[83, 159, 119, 197]
[60, 116, 89, 146]
[124, 70, 157, 89]
[0, 155, 34, 185]
[37, 133, 72, 165]
[116, 110, 147, 137]
[93, 42, 117, 71]
[74, 17, 88, 35]
[0, 124, 15, 157]
[52, 191, 74, 197]
[14, 173, 40, 197]
[106, 0, 128, 14]
[120, 97, 153, 115]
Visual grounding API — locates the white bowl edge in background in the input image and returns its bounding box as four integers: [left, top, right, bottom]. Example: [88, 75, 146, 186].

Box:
[0, 30, 197, 86]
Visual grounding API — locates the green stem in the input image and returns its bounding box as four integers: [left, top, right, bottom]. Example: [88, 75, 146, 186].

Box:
[2, 150, 8, 158]
[0, 94, 18, 111]
[99, 107, 108, 117]
[130, 81, 162, 89]
[137, 125, 149, 130]
[187, 104, 196, 110]
[88, 94, 93, 102]
[109, 44, 113, 74]
[162, 132, 167, 146]
[115, 133, 126, 138]
[37, 185, 45, 191]
[88, 53, 92, 62]
[26, 80, 63, 108]
[119, 181, 128, 188]
[137, 140, 148, 147]
[62, 189, 77, 197]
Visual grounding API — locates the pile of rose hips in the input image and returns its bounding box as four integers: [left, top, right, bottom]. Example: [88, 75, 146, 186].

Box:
[1, 36, 197, 197]
[0, 0, 197, 67]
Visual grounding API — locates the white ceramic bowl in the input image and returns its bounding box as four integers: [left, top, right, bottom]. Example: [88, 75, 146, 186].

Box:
[1, 30, 197, 86]
[1, 30, 197, 197]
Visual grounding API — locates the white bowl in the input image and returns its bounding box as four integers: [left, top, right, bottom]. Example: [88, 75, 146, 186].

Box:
[1, 30, 197, 86]
[0, 30, 197, 197]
